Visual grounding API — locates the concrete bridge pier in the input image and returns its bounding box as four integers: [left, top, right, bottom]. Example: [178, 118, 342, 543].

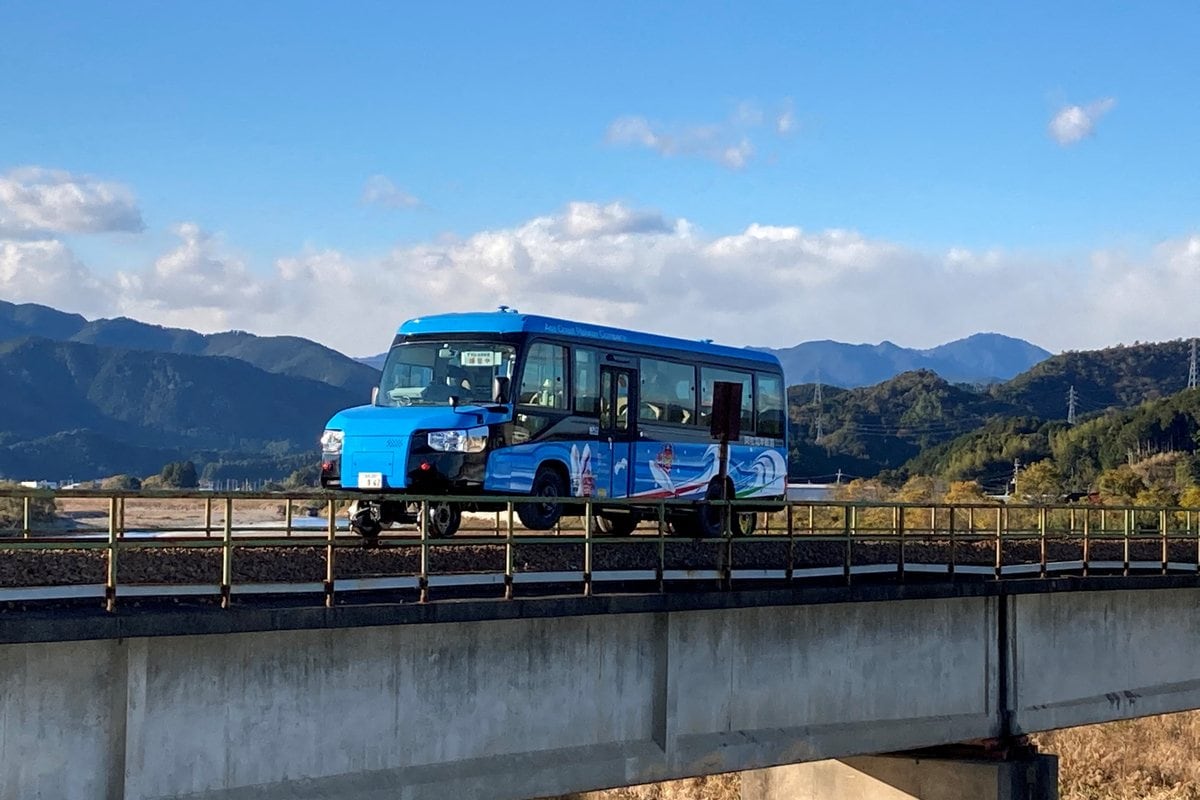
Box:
[739, 744, 1059, 800]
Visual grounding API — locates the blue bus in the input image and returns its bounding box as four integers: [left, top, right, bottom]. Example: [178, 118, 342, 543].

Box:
[320, 310, 788, 538]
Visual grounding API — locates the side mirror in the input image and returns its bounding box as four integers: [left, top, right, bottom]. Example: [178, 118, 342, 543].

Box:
[371, 386, 379, 405]
[492, 376, 510, 404]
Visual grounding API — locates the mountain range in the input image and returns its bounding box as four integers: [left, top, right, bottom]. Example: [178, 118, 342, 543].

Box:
[758, 333, 1053, 388]
[2, 299, 1191, 488]
[0, 300, 379, 397]
[362, 332, 1054, 388]
[0, 301, 378, 481]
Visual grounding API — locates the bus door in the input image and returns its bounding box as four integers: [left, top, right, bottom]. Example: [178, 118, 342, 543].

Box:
[599, 365, 638, 499]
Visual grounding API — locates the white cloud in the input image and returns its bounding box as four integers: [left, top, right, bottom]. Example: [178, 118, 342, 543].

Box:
[9, 200, 1200, 357]
[606, 111, 757, 169]
[112, 223, 264, 327]
[1049, 98, 1117, 146]
[556, 201, 673, 239]
[0, 238, 113, 313]
[0, 167, 144, 237]
[776, 100, 796, 136]
[361, 175, 420, 209]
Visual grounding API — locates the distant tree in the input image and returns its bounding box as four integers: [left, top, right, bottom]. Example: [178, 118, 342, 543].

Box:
[1135, 485, 1176, 508]
[158, 460, 198, 489]
[100, 474, 141, 491]
[1097, 465, 1145, 505]
[0, 482, 56, 527]
[283, 464, 320, 489]
[1018, 460, 1064, 503]
[1179, 486, 1200, 509]
[897, 476, 938, 504]
[943, 480, 992, 505]
[834, 479, 889, 503]
[1174, 454, 1200, 489]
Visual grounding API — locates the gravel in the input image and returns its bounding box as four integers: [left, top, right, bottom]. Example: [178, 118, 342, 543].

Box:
[0, 534, 1194, 589]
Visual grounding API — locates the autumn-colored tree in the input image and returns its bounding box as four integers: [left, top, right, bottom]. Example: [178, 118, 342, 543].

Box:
[1018, 460, 1064, 503]
[1097, 465, 1146, 505]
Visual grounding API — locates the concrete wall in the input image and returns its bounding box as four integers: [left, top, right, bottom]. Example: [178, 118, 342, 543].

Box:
[5, 587, 1200, 799]
[0, 596, 998, 800]
[1009, 588, 1200, 733]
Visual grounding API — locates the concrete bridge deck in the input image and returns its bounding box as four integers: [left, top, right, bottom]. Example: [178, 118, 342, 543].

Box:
[3, 576, 1200, 799]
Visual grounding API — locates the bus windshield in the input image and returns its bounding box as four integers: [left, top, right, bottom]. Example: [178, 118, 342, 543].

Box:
[376, 340, 517, 407]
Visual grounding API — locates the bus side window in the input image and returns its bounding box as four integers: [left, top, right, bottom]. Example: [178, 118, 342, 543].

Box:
[756, 373, 785, 437]
[520, 343, 566, 408]
[573, 348, 599, 416]
[639, 358, 695, 424]
[699, 367, 754, 432]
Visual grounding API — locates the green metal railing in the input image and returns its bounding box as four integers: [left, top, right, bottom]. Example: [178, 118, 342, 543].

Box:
[2, 488, 1200, 610]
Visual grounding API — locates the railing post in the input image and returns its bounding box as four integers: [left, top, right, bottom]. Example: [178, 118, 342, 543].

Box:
[1082, 507, 1090, 576]
[1039, 506, 1047, 579]
[657, 501, 666, 593]
[786, 502, 795, 583]
[948, 506, 956, 577]
[994, 506, 1004, 580]
[420, 499, 430, 603]
[204, 496, 213, 538]
[285, 499, 294, 538]
[324, 499, 336, 608]
[105, 496, 118, 612]
[1161, 508, 1169, 574]
[843, 505, 852, 586]
[1123, 508, 1131, 576]
[22, 495, 31, 539]
[584, 498, 593, 598]
[221, 497, 233, 608]
[896, 505, 905, 578]
[504, 501, 514, 600]
[722, 498, 734, 591]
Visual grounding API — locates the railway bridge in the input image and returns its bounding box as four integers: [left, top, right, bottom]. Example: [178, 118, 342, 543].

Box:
[5, 490, 1200, 799]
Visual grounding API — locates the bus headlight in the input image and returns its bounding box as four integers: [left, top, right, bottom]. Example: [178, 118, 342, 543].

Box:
[427, 426, 489, 453]
[320, 429, 344, 455]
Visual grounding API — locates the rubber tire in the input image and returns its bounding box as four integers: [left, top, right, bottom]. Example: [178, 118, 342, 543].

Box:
[594, 513, 638, 537]
[349, 503, 382, 541]
[694, 479, 729, 538]
[517, 468, 567, 530]
[422, 502, 462, 538]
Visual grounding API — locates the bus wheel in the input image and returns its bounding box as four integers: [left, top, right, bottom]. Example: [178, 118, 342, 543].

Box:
[688, 479, 735, 538]
[421, 502, 461, 538]
[594, 513, 638, 537]
[349, 501, 382, 541]
[518, 468, 566, 530]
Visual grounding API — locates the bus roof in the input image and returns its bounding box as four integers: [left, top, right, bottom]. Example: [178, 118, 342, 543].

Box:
[397, 311, 780, 369]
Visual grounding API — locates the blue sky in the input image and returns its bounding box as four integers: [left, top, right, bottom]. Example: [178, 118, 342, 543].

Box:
[1, 2, 1198, 355]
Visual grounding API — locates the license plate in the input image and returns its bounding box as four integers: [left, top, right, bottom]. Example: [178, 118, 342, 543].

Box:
[358, 472, 384, 489]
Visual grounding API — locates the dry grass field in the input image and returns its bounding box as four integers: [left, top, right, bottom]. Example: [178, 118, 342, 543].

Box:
[546, 713, 1200, 800]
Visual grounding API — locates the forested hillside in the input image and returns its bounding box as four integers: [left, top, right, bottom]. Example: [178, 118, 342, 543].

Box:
[0, 300, 380, 396]
[993, 340, 1194, 419]
[0, 337, 361, 480]
[790, 339, 1200, 484]
[787, 370, 1022, 478]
